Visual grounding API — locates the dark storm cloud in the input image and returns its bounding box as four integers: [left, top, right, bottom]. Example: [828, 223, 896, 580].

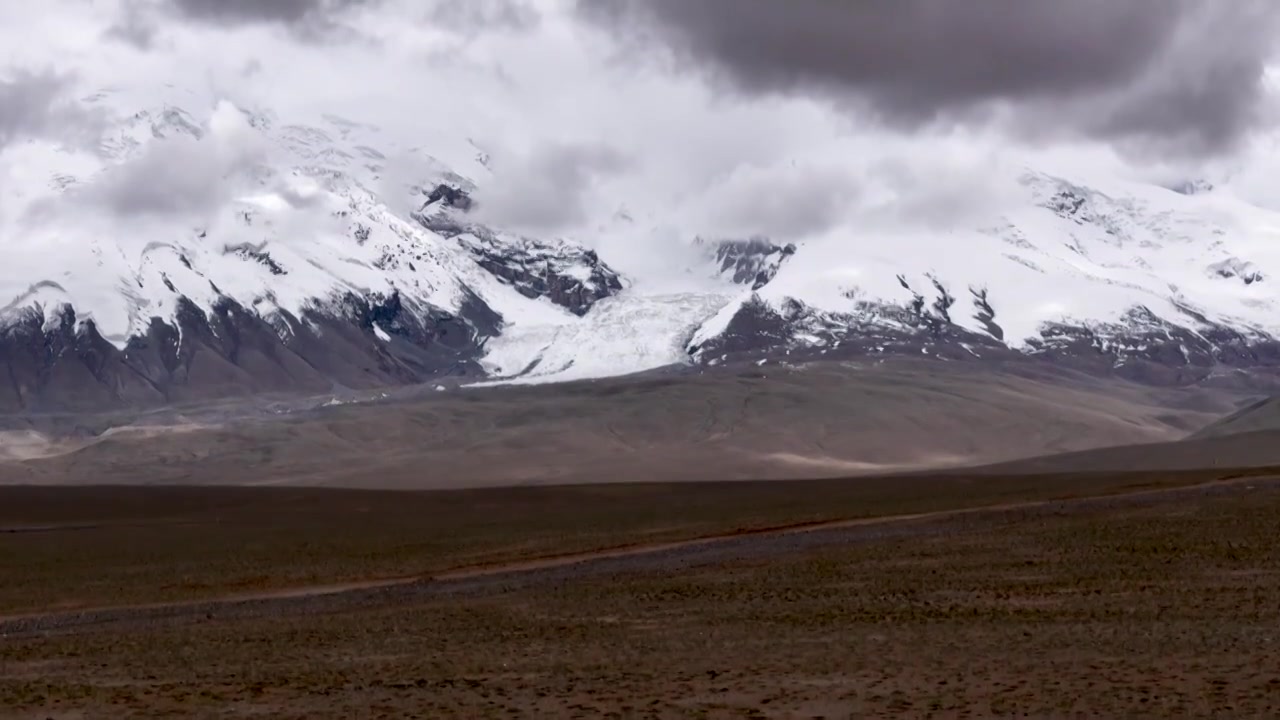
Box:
[122, 1, 535, 46]
[96, 0, 382, 47]
[581, 0, 1280, 152]
[0, 71, 99, 149]
[166, 0, 367, 25]
[105, 1, 159, 50]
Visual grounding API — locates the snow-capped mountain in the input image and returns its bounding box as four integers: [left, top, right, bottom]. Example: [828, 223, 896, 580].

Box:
[415, 184, 624, 317]
[691, 170, 1280, 385]
[4, 90, 1280, 411]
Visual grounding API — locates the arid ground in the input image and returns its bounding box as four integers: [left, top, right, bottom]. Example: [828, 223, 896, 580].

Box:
[3, 465, 1279, 718]
[2, 361, 1269, 488]
[4, 362, 1280, 717]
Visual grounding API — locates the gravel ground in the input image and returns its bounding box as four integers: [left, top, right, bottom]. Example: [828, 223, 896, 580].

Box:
[4, 473, 1272, 640]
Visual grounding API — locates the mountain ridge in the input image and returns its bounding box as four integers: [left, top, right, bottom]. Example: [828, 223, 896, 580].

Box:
[5, 93, 1280, 410]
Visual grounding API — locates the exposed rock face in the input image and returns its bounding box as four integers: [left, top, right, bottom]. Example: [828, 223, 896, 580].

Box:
[969, 287, 1004, 342]
[0, 306, 165, 412]
[227, 243, 286, 276]
[1209, 258, 1265, 285]
[0, 295, 490, 413]
[709, 237, 796, 290]
[456, 232, 623, 317]
[688, 293, 1010, 368]
[688, 288, 1280, 390]
[413, 183, 475, 237]
[423, 183, 473, 212]
[1025, 309, 1280, 386]
[412, 185, 624, 317]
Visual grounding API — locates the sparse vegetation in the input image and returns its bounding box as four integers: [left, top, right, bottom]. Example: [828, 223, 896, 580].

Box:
[0, 468, 1273, 615]
[1, 470, 1278, 717]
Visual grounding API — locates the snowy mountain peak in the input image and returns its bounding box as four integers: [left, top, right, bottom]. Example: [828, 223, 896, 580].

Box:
[6, 87, 1280, 410]
[410, 183, 625, 316]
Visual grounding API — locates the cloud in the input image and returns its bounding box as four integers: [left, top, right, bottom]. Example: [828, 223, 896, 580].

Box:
[426, 0, 540, 35]
[119, 0, 538, 45]
[857, 146, 1025, 231]
[7, 0, 1280, 283]
[107, 0, 383, 44]
[86, 101, 265, 216]
[0, 71, 100, 150]
[580, 0, 1280, 153]
[104, 1, 160, 50]
[471, 142, 629, 233]
[165, 0, 368, 25]
[692, 161, 862, 240]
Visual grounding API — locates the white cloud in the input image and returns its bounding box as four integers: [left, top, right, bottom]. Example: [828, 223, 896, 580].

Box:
[690, 160, 862, 240]
[0, 0, 1278, 283]
[471, 142, 629, 234]
[86, 100, 265, 217]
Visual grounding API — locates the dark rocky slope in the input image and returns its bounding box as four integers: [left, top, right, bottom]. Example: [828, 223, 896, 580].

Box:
[0, 293, 491, 413]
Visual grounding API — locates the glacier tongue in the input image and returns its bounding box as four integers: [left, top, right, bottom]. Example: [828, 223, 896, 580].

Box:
[482, 293, 731, 385]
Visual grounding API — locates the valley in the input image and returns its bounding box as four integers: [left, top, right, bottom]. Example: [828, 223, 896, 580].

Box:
[1, 359, 1269, 487]
[6, 3, 1280, 717]
[4, 360, 1280, 717]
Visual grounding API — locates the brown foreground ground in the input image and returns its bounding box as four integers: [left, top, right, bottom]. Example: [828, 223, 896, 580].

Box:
[3, 467, 1280, 718]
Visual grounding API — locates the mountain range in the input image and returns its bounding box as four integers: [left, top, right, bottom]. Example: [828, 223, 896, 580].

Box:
[4, 92, 1280, 412]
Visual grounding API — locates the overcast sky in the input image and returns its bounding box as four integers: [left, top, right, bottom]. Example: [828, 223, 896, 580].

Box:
[4, 0, 1280, 253]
